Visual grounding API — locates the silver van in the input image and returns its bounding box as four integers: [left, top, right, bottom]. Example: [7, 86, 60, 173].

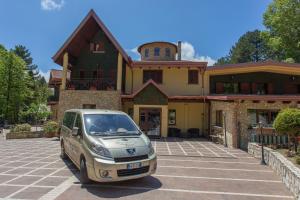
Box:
[60, 109, 157, 183]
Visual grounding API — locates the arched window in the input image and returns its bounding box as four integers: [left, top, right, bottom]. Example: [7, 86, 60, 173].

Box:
[154, 47, 160, 56]
[165, 48, 171, 57]
[145, 48, 149, 57]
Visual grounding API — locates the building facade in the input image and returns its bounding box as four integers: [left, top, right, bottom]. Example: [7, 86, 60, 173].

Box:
[49, 10, 300, 149]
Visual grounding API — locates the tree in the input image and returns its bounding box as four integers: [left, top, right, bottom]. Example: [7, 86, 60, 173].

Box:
[0, 47, 29, 123]
[273, 108, 300, 153]
[263, 0, 300, 62]
[215, 30, 275, 65]
[12, 45, 39, 79]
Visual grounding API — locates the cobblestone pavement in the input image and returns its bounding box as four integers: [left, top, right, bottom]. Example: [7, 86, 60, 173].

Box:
[0, 138, 295, 200]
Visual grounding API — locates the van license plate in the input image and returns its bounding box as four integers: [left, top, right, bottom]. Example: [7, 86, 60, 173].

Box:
[127, 162, 142, 169]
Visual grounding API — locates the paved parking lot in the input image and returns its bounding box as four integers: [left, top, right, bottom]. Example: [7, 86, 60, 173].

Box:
[0, 137, 294, 200]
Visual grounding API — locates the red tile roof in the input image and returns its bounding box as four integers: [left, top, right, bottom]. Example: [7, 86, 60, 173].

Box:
[131, 60, 207, 68]
[48, 69, 70, 85]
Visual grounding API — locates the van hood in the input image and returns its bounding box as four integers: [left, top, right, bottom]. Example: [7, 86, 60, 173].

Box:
[97, 136, 147, 149]
[91, 135, 151, 158]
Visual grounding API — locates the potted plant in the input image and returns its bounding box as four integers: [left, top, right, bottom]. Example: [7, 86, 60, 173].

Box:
[43, 121, 59, 138]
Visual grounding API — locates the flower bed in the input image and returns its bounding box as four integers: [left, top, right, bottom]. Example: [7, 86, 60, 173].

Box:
[6, 131, 44, 139]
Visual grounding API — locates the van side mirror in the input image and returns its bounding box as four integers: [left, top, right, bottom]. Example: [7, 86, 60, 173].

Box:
[72, 127, 79, 136]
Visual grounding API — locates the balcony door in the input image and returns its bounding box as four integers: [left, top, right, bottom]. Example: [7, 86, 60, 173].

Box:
[139, 108, 161, 138]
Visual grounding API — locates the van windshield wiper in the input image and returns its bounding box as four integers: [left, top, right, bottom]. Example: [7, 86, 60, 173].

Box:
[112, 131, 140, 135]
[90, 131, 140, 136]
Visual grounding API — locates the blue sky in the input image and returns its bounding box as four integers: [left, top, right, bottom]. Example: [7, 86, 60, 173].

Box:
[0, 0, 272, 80]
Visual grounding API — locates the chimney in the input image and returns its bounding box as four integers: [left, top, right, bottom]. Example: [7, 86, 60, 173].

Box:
[177, 41, 182, 61]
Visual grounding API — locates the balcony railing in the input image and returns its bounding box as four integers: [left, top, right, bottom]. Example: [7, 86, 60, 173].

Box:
[66, 78, 116, 91]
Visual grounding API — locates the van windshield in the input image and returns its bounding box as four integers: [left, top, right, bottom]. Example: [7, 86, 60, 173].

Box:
[83, 114, 140, 136]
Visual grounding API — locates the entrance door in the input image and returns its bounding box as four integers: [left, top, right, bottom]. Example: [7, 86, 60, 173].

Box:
[139, 108, 161, 138]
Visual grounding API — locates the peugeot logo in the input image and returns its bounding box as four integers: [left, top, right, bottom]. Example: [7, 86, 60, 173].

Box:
[126, 148, 136, 155]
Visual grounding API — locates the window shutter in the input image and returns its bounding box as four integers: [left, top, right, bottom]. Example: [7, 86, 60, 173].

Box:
[216, 82, 224, 94]
[241, 83, 250, 94]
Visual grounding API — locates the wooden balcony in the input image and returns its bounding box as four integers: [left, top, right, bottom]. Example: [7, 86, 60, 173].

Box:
[66, 78, 116, 91]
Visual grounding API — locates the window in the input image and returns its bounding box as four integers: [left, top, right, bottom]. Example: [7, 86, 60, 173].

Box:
[154, 47, 160, 56]
[165, 48, 171, 57]
[248, 109, 279, 127]
[143, 70, 163, 84]
[168, 109, 176, 125]
[188, 70, 199, 84]
[216, 110, 223, 127]
[79, 71, 85, 79]
[74, 114, 83, 135]
[256, 83, 267, 95]
[62, 112, 76, 129]
[90, 42, 104, 52]
[128, 108, 133, 119]
[145, 49, 149, 57]
[82, 104, 96, 109]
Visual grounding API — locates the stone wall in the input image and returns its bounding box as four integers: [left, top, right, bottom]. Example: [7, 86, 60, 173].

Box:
[248, 143, 300, 200]
[210, 101, 238, 148]
[57, 90, 121, 122]
[210, 100, 298, 149]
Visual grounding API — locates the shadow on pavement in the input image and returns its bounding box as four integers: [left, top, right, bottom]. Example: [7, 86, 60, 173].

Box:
[80, 176, 162, 198]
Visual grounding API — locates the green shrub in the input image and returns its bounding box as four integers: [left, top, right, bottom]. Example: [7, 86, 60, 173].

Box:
[296, 157, 300, 165]
[43, 121, 58, 134]
[12, 123, 31, 132]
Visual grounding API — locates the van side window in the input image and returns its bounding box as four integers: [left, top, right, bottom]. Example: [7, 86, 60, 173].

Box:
[63, 112, 76, 129]
[75, 114, 83, 135]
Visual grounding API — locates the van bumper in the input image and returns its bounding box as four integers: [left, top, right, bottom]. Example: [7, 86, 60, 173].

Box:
[88, 154, 157, 182]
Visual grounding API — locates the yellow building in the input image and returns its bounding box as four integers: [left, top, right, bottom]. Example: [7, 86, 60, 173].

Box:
[49, 10, 300, 149]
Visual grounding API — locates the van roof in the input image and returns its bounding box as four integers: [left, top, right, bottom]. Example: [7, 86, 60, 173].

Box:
[65, 109, 126, 115]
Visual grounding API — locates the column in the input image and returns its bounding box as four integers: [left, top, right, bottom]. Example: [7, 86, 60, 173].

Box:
[117, 52, 123, 91]
[61, 52, 68, 90]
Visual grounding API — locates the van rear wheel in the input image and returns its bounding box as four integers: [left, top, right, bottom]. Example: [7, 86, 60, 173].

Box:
[80, 159, 90, 184]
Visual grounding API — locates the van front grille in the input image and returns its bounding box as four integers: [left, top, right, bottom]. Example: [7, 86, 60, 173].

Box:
[117, 166, 149, 177]
[114, 155, 148, 163]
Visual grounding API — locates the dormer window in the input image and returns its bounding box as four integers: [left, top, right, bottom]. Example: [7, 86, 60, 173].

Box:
[145, 48, 149, 57]
[154, 47, 160, 56]
[90, 42, 105, 53]
[165, 48, 170, 57]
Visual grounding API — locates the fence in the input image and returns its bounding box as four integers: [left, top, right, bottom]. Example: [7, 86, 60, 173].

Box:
[250, 134, 289, 146]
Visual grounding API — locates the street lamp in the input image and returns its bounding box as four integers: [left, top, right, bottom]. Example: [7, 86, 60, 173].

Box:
[223, 112, 228, 147]
[258, 121, 266, 165]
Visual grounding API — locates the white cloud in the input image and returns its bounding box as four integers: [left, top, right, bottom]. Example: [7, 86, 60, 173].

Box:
[126, 47, 141, 60]
[39, 69, 50, 82]
[41, 0, 65, 11]
[180, 41, 216, 66]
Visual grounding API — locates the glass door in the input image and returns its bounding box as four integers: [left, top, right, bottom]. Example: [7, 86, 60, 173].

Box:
[139, 108, 161, 138]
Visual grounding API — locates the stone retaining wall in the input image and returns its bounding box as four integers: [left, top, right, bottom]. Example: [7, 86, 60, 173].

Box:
[248, 143, 300, 200]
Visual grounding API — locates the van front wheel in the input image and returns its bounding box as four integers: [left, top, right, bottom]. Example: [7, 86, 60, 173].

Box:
[80, 159, 90, 184]
[60, 141, 67, 159]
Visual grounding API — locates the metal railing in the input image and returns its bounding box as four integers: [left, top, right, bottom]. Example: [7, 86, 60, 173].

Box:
[250, 133, 289, 146]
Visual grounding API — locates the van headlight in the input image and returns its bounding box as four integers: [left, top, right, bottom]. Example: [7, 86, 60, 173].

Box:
[148, 143, 155, 156]
[91, 144, 112, 159]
